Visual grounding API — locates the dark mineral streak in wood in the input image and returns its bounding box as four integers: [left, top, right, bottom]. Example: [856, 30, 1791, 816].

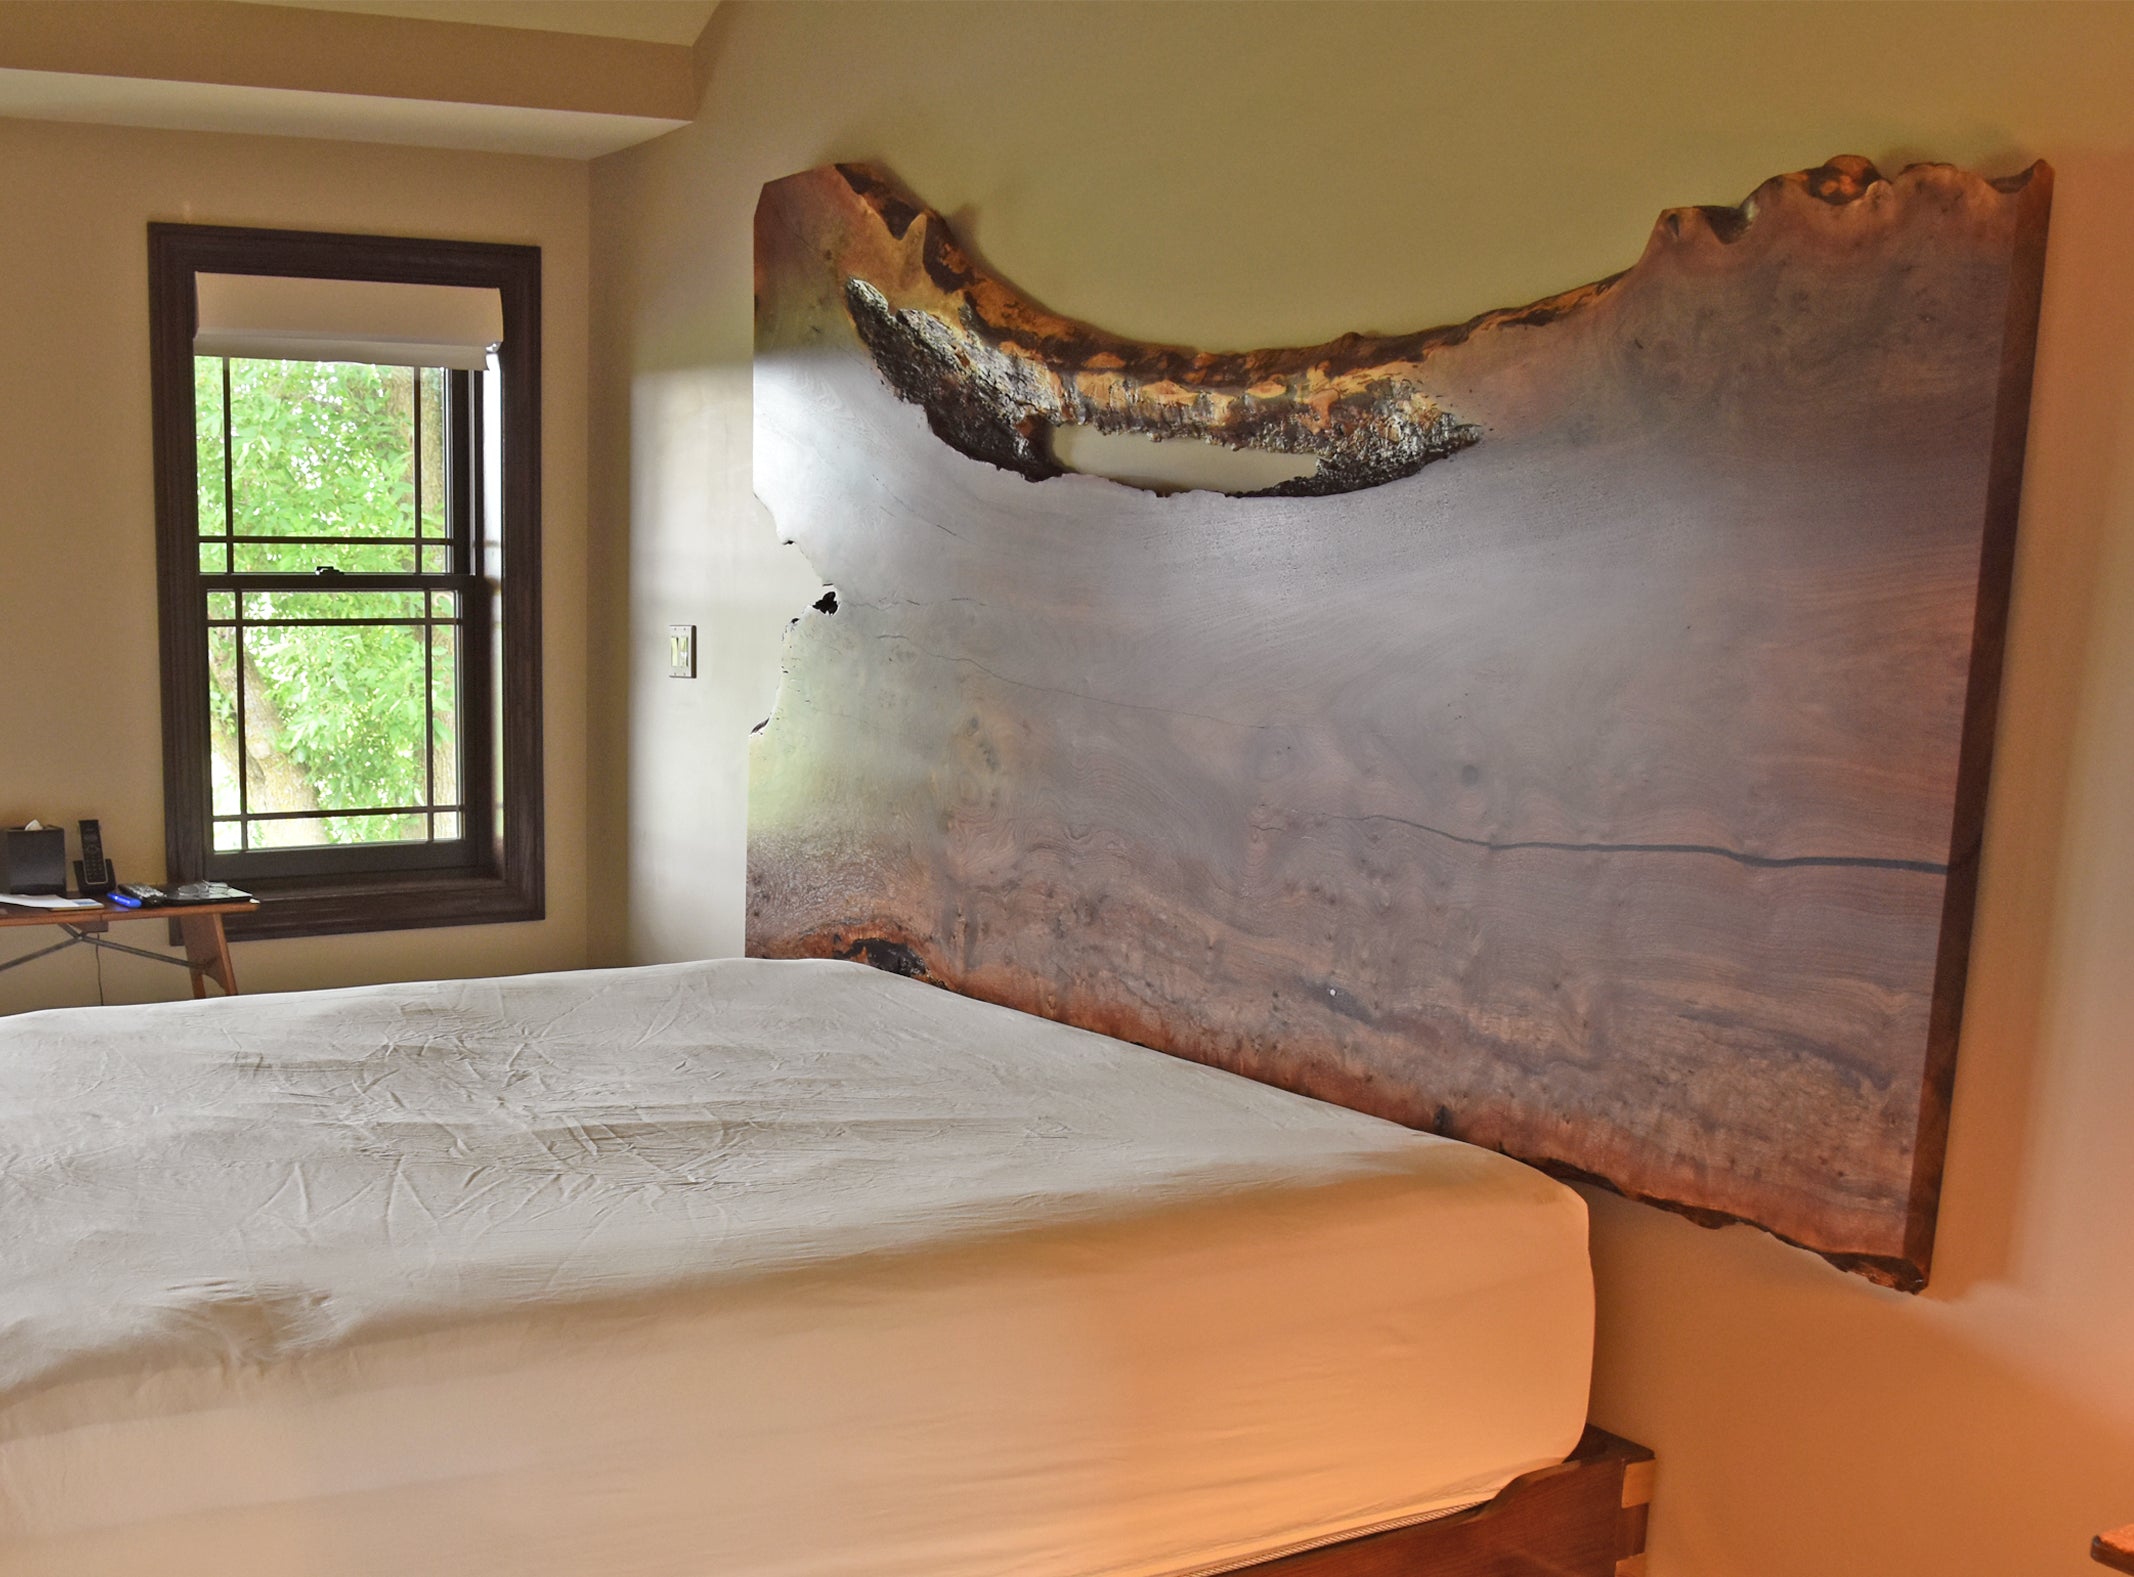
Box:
[748, 156, 2053, 1290]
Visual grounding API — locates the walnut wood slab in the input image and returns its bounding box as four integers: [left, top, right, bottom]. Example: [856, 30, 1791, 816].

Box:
[748, 157, 2052, 1289]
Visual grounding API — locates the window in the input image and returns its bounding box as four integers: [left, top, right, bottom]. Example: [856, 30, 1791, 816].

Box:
[196, 358, 478, 865]
[149, 226, 543, 939]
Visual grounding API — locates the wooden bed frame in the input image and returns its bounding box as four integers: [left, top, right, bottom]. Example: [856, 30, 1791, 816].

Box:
[1229, 1430, 1653, 1577]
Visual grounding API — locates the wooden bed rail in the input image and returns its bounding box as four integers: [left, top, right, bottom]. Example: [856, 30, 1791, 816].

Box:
[1229, 1427, 1653, 1576]
[2094, 1523, 2134, 1573]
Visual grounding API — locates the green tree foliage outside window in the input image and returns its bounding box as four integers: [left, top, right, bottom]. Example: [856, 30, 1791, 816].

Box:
[197, 358, 459, 851]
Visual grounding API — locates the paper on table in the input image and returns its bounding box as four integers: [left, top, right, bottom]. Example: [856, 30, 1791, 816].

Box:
[0, 893, 100, 910]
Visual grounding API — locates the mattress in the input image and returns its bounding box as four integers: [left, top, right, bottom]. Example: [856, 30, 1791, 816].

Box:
[0, 957, 1592, 1577]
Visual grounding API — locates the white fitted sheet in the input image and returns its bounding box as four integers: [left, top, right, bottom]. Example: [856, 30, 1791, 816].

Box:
[0, 958, 1591, 1577]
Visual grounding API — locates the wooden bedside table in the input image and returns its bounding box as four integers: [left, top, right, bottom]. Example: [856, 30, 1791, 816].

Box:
[0, 900, 258, 1002]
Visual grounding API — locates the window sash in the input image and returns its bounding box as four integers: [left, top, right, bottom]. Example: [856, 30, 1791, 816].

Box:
[203, 578, 477, 868]
[195, 360, 460, 575]
[191, 363, 492, 882]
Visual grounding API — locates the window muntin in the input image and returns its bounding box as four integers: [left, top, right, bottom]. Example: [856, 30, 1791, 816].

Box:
[191, 357, 484, 871]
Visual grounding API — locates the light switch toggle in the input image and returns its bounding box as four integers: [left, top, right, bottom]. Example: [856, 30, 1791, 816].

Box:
[668, 624, 696, 679]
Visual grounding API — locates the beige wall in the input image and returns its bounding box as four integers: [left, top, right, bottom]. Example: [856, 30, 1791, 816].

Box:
[589, 2, 2134, 1571]
[0, 115, 591, 1010]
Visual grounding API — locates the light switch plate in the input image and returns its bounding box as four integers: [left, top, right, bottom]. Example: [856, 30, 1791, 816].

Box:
[668, 623, 696, 679]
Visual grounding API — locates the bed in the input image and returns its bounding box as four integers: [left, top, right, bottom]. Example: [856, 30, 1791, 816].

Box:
[0, 957, 1597, 1577]
[5, 147, 2049, 1577]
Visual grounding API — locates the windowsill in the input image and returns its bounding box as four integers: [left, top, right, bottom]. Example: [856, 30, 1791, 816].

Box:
[219, 866, 543, 941]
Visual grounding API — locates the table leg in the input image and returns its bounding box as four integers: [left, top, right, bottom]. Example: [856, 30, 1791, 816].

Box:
[176, 913, 239, 998]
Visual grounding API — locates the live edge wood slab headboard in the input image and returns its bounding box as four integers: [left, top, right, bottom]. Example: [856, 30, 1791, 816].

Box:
[746, 156, 2052, 1290]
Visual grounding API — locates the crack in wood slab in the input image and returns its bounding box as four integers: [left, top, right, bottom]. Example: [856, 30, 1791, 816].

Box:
[1320, 812, 1951, 876]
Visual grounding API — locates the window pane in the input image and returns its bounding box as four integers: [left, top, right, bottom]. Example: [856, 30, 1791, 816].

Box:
[194, 358, 226, 537]
[419, 367, 446, 539]
[213, 820, 243, 853]
[421, 544, 449, 574]
[482, 368, 504, 579]
[207, 591, 236, 622]
[230, 539, 418, 575]
[227, 359, 421, 573]
[430, 621, 459, 811]
[434, 811, 462, 841]
[240, 619, 428, 833]
[239, 590, 427, 623]
[249, 812, 426, 850]
[207, 626, 242, 817]
[199, 541, 228, 574]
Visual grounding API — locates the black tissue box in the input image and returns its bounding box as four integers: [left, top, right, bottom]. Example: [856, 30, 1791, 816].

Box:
[2, 825, 67, 896]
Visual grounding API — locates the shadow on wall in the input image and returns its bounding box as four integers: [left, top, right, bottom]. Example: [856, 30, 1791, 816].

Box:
[1909, 142, 2134, 1301]
[620, 364, 819, 963]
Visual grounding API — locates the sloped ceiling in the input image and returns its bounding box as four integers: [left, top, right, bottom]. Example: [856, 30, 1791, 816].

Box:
[0, 0, 714, 157]
[232, 1, 720, 46]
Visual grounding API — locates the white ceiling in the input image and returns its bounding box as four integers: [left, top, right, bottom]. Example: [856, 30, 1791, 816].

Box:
[223, 0, 721, 46]
[0, 65, 686, 159]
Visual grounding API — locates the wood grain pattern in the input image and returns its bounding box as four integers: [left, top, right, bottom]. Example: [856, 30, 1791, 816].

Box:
[174, 909, 240, 997]
[748, 157, 2052, 1289]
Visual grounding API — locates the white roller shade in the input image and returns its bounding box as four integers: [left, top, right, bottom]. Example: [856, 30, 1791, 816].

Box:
[194, 274, 504, 371]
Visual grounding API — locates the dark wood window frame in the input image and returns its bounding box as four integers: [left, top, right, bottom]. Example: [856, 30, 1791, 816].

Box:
[149, 223, 544, 941]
